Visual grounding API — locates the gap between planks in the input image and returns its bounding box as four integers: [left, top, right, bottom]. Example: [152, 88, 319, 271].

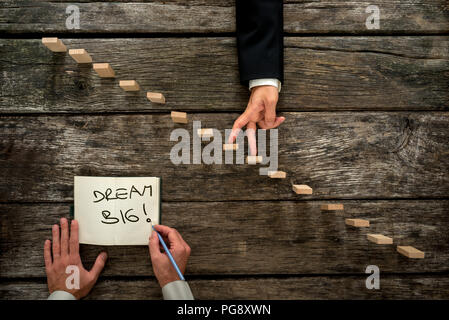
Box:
[1, 110, 448, 118]
[3, 32, 449, 39]
[3, 271, 449, 283]
[2, 197, 449, 205]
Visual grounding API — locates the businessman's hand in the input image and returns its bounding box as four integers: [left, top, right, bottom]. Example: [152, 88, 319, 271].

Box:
[229, 85, 285, 155]
[149, 225, 191, 288]
[44, 218, 108, 299]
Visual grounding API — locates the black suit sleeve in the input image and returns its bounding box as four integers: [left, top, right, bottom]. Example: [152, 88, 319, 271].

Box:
[236, 0, 284, 86]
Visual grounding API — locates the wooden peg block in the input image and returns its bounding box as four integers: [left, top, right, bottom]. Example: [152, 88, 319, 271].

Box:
[93, 63, 115, 78]
[69, 49, 92, 63]
[120, 80, 140, 91]
[197, 128, 213, 138]
[397, 246, 425, 259]
[345, 218, 370, 227]
[223, 144, 238, 151]
[367, 234, 393, 245]
[171, 111, 188, 124]
[320, 204, 344, 211]
[268, 171, 286, 179]
[292, 184, 312, 195]
[147, 92, 166, 104]
[42, 37, 67, 52]
[246, 156, 262, 164]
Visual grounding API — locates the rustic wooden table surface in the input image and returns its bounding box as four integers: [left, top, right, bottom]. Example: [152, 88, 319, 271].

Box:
[1, 1, 449, 299]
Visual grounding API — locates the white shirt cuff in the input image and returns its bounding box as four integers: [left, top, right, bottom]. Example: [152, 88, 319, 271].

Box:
[249, 78, 281, 92]
[162, 280, 194, 300]
[47, 290, 76, 300]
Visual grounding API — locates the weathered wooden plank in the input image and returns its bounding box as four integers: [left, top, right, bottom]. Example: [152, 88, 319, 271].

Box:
[1, 37, 448, 113]
[1, 1, 448, 34]
[1, 112, 448, 202]
[2, 275, 449, 300]
[1, 200, 448, 278]
[0, 1, 234, 34]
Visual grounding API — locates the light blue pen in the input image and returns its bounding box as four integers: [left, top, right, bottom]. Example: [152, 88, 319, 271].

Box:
[151, 224, 185, 281]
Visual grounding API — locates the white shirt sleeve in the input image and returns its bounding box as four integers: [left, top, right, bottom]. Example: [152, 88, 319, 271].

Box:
[47, 290, 76, 300]
[249, 78, 282, 92]
[46, 282, 195, 300]
[162, 280, 194, 300]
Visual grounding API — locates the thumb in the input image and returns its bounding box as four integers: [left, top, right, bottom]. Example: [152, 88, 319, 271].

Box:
[90, 252, 107, 281]
[258, 116, 285, 129]
[272, 116, 285, 128]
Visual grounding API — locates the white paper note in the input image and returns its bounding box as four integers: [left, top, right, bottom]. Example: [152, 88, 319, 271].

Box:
[74, 176, 161, 245]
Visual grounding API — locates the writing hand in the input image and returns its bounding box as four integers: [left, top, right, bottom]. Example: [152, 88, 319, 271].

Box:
[228, 85, 285, 155]
[44, 218, 108, 299]
[148, 225, 191, 288]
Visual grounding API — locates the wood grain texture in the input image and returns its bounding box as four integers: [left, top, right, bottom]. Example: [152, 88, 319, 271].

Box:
[2, 275, 449, 299]
[1, 112, 448, 202]
[1, 37, 448, 113]
[1, 200, 448, 278]
[2, 0, 448, 302]
[1, 1, 448, 34]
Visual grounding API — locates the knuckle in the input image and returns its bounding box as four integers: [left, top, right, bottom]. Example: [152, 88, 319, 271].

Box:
[267, 97, 277, 105]
[153, 256, 163, 264]
[266, 115, 275, 123]
[248, 104, 257, 111]
[235, 120, 245, 128]
[175, 246, 186, 256]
